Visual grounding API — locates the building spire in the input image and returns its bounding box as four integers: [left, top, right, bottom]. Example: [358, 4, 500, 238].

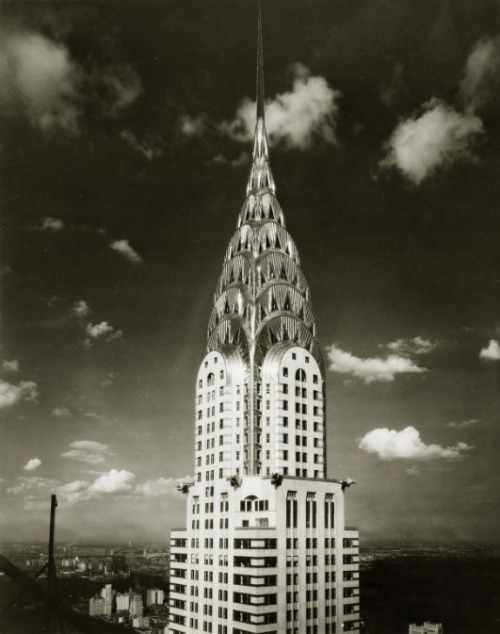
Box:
[246, 0, 275, 196]
[256, 0, 265, 120]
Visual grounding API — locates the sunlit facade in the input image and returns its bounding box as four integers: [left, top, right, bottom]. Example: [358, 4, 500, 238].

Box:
[168, 7, 360, 634]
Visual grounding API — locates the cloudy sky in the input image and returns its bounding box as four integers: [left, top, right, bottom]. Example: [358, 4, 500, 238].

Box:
[1, 0, 499, 544]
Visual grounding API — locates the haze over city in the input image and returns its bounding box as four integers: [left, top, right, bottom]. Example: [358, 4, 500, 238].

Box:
[1, 0, 499, 545]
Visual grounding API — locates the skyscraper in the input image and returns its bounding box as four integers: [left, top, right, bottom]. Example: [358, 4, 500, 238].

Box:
[169, 6, 360, 634]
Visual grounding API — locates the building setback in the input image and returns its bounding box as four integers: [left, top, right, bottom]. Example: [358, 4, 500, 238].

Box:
[168, 5, 360, 634]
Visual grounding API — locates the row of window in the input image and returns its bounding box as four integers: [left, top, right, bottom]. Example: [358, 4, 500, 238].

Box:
[198, 370, 225, 388]
[240, 498, 269, 512]
[197, 403, 225, 419]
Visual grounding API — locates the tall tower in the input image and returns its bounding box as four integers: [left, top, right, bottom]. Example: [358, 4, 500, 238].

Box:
[169, 6, 360, 634]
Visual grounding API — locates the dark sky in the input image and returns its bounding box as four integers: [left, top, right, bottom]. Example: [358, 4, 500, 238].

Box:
[0, 0, 499, 544]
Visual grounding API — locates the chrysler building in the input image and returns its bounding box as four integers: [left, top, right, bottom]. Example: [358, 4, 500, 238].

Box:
[169, 5, 360, 633]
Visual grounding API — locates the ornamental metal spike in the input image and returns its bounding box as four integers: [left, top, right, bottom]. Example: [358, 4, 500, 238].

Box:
[246, 0, 276, 196]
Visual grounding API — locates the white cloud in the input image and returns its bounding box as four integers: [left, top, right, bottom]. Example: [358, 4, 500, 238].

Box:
[181, 114, 206, 137]
[0, 26, 143, 135]
[135, 476, 190, 498]
[51, 406, 71, 418]
[83, 411, 105, 420]
[0, 379, 38, 409]
[8, 469, 189, 507]
[380, 99, 483, 184]
[86, 322, 114, 339]
[0, 28, 80, 134]
[89, 469, 135, 494]
[221, 63, 341, 150]
[210, 152, 250, 168]
[56, 480, 90, 505]
[91, 64, 143, 118]
[386, 336, 436, 356]
[460, 35, 500, 110]
[359, 426, 473, 460]
[121, 130, 163, 161]
[110, 239, 142, 264]
[7, 476, 59, 497]
[326, 344, 425, 384]
[447, 419, 480, 429]
[2, 360, 19, 373]
[61, 440, 113, 465]
[406, 465, 421, 476]
[71, 300, 90, 318]
[24, 458, 42, 471]
[41, 217, 64, 231]
[479, 339, 500, 361]
[84, 321, 122, 346]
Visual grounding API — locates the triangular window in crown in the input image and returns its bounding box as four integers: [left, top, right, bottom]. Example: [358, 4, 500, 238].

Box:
[275, 234, 281, 250]
[284, 293, 291, 312]
[224, 298, 230, 314]
[270, 293, 278, 312]
[280, 264, 287, 280]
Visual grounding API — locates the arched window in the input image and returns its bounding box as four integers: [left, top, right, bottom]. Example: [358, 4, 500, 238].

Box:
[295, 368, 306, 382]
[207, 373, 215, 386]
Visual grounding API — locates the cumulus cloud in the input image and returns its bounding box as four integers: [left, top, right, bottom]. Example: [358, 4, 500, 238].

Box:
[0, 25, 142, 134]
[84, 321, 122, 346]
[460, 35, 500, 110]
[91, 64, 142, 118]
[0, 379, 38, 409]
[405, 465, 421, 476]
[359, 426, 473, 460]
[41, 217, 64, 231]
[181, 114, 206, 137]
[210, 152, 250, 168]
[2, 360, 19, 373]
[380, 99, 483, 184]
[90, 469, 135, 494]
[380, 35, 500, 185]
[8, 470, 135, 506]
[121, 130, 163, 161]
[61, 440, 113, 465]
[135, 476, 190, 498]
[448, 419, 480, 429]
[51, 406, 71, 418]
[24, 458, 42, 471]
[221, 63, 341, 150]
[7, 476, 58, 497]
[0, 28, 80, 134]
[479, 339, 500, 361]
[71, 299, 90, 318]
[326, 344, 425, 384]
[386, 336, 436, 356]
[110, 239, 142, 264]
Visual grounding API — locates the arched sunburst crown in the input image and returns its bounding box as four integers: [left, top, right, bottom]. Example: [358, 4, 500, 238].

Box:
[205, 3, 323, 378]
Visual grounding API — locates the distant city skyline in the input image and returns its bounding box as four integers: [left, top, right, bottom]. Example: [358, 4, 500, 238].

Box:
[1, 0, 499, 544]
